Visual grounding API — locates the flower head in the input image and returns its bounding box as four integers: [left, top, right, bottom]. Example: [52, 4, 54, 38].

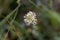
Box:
[24, 11, 37, 26]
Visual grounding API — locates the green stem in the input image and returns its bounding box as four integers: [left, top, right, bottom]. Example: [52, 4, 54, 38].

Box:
[0, 4, 21, 27]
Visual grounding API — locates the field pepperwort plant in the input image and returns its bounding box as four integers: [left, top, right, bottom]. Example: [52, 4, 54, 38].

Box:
[0, 0, 60, 40]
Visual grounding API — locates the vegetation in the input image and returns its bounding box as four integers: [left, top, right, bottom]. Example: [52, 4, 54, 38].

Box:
[0, 0, 60, 40]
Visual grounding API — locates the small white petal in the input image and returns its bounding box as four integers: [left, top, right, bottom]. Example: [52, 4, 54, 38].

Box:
[26, 23, 30, 26]
[24, 16, 26, 18]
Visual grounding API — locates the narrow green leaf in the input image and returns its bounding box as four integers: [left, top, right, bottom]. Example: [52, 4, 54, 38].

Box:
[0, 4, 21, 27]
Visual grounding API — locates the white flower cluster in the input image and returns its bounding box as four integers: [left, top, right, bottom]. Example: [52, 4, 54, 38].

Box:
[24, 11, 37, 26]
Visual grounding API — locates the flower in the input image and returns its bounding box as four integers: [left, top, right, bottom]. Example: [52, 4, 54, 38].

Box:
[24, 11, 37, 26]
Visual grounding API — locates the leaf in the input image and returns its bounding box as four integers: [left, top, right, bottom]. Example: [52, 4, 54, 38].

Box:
[17, 0, 20, 4]
[13, 21, 26, 34]
[47, 10, 60, 23]
[0, 4, 21, 40]
[0, 4, 21, 27]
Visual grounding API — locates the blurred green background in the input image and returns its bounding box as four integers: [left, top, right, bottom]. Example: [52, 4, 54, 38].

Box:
[0, 0, 60, 40]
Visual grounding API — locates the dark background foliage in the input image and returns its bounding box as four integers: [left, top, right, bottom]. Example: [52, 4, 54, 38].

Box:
[0, 0, 60, 40]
